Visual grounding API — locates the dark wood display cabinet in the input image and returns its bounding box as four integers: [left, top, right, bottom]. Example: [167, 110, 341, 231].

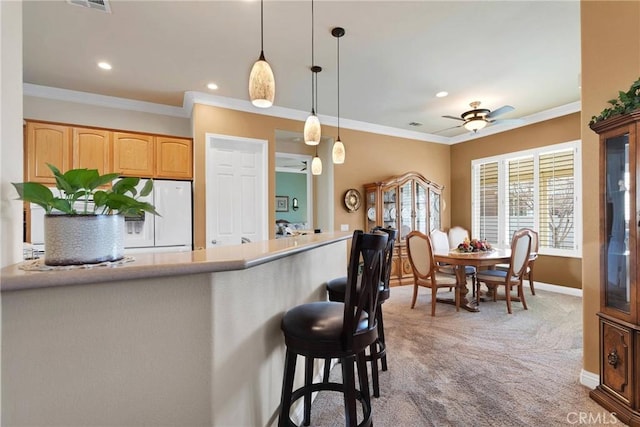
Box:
[590, 110, 640, 427]
[364, 171, 443, 286]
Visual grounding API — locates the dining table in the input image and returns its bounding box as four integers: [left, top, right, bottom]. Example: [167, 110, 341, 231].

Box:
[433, 248, 512, 312]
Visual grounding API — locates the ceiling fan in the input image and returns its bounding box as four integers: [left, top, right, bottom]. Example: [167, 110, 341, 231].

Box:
[441, 101, 515, 133]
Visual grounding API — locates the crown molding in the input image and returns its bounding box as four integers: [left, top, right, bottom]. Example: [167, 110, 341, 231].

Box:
[24, 84, 579, 146]
[23, 83, 189, 118]
[183, 91, 449, 144]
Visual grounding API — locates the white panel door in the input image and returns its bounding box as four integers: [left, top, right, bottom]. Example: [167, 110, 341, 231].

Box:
[206, 135, 267, 247]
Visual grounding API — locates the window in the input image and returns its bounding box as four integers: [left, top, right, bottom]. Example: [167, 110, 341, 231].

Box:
[472, 141, 581, 257]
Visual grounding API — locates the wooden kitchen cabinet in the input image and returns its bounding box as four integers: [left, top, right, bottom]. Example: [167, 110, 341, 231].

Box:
[25, 121, 193, 181]
[113, 132, 155, 177]
[155, 136, 192, 179]
[589, 110, 640, 426]
[72, 127, 112, 174]
[26, 122, 71, 184]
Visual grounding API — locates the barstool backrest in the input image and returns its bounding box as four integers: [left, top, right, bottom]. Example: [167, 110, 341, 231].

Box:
[343, 230, 388, 349]
[371, 226, 397, 295]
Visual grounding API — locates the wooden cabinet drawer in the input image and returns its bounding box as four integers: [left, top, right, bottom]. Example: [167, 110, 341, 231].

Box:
[601, 319, 634, 404]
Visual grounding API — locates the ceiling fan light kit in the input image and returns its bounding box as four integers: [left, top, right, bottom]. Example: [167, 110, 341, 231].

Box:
[248, 0, 275, 108]
[442, 101, 515, 134]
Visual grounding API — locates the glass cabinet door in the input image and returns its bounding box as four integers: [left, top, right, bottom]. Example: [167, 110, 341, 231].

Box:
[365, 188, 377, 231]
[399, 181, 412, 239]
[430, 188, 441, 232]
[604, 132, 631, 313]
[382, 187, 397, 230]
[415, 182, 428, 234]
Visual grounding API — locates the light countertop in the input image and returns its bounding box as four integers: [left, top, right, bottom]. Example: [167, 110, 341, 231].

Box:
[1, 232, 351, 292]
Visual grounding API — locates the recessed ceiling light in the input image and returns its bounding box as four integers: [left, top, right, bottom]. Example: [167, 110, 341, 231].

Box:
[207, 83, 219, 90]
[436, 91, 448, 98]
[97, 61, 112, 70]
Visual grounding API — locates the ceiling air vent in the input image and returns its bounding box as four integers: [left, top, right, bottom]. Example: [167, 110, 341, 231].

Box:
[67, 0, 111, 13]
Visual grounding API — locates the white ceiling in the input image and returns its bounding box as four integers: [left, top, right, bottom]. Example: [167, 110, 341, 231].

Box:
[22, 0, 581, 144]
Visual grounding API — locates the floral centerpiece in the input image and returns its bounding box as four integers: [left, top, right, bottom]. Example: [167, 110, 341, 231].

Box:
[456, 237, 492, 253]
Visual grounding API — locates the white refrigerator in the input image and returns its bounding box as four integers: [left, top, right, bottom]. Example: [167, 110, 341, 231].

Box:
[123, 179, 193, 253]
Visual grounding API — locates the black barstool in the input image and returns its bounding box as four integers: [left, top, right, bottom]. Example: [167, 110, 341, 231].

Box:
[324, 227, 396, 398]
[278, 230, 388, 427]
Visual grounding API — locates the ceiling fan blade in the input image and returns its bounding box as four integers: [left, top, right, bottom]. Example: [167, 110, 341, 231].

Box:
[442, 115, 465, 122]
[488, 118, 525, 126]
[432, 124, 463, 134]
[486, 105, 514, 119]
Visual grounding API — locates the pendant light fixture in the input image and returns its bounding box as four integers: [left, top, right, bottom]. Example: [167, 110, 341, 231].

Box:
[248, 0, 275, 108]
[331, 27, 346, 164]
[311, 147, 322, 175]
[304, 0, 321, 145]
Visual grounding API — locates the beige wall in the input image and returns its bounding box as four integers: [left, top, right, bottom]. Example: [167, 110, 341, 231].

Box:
[449, 113, 582, 288]
[191, 103, 451, 248]
[580, 1, 640, 378]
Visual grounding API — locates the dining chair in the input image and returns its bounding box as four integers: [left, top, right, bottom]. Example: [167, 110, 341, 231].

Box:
[278, 230, 387, 427]
[430, 229, 477, 293]
[495, 228, 539, 295]
[447, 226, 470, 250]
[475, 228, 533, 314]
[406, 230, 459, 316]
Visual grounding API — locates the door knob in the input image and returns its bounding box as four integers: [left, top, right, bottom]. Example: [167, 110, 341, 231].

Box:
[211, 239, 217, 245]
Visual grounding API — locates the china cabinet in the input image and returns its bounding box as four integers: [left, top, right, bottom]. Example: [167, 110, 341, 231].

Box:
[364, 171, 443, 286]
[590, 110, 640, 427]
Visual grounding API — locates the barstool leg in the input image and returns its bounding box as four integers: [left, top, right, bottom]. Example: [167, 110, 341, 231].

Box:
[369, 341, 380, 398]
[303, 356, 313, 426]
[377, 309, 387, 372]
[342, 355, 358, 427]
[356, 350, 371, 406]
[322, 357, 332, 382]
[278, 349, 297, 427]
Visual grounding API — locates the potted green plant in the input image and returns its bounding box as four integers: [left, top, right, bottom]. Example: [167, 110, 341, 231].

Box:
[590, 77, 640, 126]
[13, 164, 158, 266]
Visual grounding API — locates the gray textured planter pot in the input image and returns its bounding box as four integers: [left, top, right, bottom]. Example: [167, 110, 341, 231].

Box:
[44, 214, 125, 266]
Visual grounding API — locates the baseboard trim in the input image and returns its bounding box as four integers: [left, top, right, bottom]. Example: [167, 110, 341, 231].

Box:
[580, 369, 599, 389]
[534, 281, 583, 297]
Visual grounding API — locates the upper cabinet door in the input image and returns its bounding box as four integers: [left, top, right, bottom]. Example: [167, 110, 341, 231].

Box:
[72, 127, 112, 174]
[113, 132, 154, 177]
[155, 137, 193, 179]
[26, 122, 71, 183]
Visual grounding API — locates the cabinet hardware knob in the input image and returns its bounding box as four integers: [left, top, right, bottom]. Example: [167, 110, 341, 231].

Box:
[607, 349, 619, 368]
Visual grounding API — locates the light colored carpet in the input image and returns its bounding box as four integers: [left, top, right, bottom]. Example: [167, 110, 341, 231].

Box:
[308, 285, 622, 426]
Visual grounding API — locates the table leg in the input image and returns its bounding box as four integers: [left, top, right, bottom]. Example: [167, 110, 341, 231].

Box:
[436, 264, 479, 313]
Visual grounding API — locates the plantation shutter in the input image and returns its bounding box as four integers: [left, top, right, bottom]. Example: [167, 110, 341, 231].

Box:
[474, 161, 499, 245]
[507, 156, 535, 242]
[538, 149, 575, 250]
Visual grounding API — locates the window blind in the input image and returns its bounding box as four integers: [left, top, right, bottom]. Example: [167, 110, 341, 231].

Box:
[474, 161, 499, 244]
[507, 156, 535, 242]
[538, 149, 575, 250]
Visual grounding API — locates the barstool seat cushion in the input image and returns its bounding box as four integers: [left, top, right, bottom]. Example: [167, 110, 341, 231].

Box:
[282, 301, 371, 357]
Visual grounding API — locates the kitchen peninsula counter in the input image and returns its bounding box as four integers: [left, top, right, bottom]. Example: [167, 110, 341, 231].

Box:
[1, 232, 350, 427]
[1, 232, 351, 291]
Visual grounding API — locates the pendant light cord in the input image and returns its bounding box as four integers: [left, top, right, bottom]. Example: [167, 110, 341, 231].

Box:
[337, 34, 340, 138]
[260, 0, 264, 53]
[310, 0, 316, 115]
